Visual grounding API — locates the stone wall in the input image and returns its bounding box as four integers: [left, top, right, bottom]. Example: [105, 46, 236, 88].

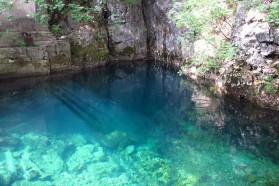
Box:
[0, 0, 149, 79]
[0, 0, 72, 78]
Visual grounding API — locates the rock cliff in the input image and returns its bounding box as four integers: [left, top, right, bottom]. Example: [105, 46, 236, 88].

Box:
[143, 0, 191, 67]
[217, 4, 279, 110]
[0, 0, 278, 110]
[142, 1, 279, 110]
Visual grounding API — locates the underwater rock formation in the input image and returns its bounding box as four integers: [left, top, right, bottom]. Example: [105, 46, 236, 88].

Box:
[100, 130, 131, 148]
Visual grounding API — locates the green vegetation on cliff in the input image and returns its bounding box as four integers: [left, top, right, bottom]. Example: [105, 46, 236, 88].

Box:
[264, 0, 279, 26]
[0, 0, 13, 22]
[170, 0, 279, 76]
[169, 0, 238, 74]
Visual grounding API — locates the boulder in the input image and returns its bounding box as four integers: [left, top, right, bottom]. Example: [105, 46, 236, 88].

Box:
[100, 130, 131, 148]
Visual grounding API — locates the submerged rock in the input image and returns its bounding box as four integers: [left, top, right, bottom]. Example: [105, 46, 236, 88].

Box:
[66, 144, 105, 172]
[123, 145, 135, 156]
[0, 137, 21, 149]
[66, 133, 87, 146]
[35, 151, 64, 176]
[0, 173, 11, 186]
[28, 169, 41, 181]
[21, 133, 49, 149]
[12, 180, 53, 186]
[100, 130, 131, 148]
[61, 144, 77, 161]
[133, 146, 172, 184]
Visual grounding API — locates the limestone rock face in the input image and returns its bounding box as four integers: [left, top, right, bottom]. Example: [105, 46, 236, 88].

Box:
[217, 4, 279, 110]
[67, 24, 109, 70]
[0, 0, 72, 79]
[107, 0, 147, 60]
[143, 0, 191, 67]
[0, 0, 60, 78]
[59, 0, 110, 70]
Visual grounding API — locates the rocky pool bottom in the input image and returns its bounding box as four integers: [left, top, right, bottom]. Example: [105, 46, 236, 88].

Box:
[0, 61, 278, 185]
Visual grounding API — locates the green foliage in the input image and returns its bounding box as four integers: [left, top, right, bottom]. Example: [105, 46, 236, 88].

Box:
[114, 19, 123, 27]
[259, 76, 278, 93]
[169, 0, 233, 41]
[241, 0, 279, 26]
[169, 0, 240, 75]
[34, 41, 40, 47]
[32, 0, 98, 27]
[216, 41, 238, 60]
[18, 40, 27, 48]
[0, 29, 30, 48]
[142, 26, 147, 33]
[181, 40, 237, 74]
[0, 0, 14, 25]
[0, 0, 102, 34]
[68, 3, 96, 22]
[95, 33, 105, 40]
[265, 0, 279, 26]
[50, 23, 62, 36]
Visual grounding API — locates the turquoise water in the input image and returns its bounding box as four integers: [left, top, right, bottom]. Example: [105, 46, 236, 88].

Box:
[0, 61, 278, 185]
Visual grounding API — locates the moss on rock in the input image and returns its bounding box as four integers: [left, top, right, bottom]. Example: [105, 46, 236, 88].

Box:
[122, 46, 136, 56]
[49, 54, 71, 64]
[71, 43, 109, 63]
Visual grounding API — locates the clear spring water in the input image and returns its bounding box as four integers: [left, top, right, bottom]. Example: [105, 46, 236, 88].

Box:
[0, 61, 278, 185]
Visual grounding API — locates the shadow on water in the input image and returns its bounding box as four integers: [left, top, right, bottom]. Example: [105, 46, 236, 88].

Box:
[50, 84, 106, 133]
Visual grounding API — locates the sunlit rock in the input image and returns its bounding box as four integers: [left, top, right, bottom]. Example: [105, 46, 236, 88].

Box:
[67, 144, 105, 172]
[123, 145, 135, 156]
[66, 133, 87, 146]
[37, 152, 64, 176]
[21, 133, 49, 148]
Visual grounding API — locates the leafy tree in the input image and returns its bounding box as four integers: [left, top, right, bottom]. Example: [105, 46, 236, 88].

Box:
[0, 0, 103, 34]
[265, 0, 279, 26]
[0, 0, 14, 23]
[169, 0, 238, 74]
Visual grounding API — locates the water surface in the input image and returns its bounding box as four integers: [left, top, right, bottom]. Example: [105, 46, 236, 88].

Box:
[0, 61, 278, 185]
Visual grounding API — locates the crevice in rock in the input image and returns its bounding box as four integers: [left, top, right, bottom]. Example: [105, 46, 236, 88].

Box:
[103, 2, 112, 59]
[141, 0, 151, 58]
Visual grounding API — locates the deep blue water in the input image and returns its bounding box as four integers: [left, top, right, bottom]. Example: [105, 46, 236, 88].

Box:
[0, 61, 278, 185]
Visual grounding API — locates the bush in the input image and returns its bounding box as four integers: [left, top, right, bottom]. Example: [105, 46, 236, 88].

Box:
[169, 0, 239, 74]
[259, 76, 278, 93]
[265, 0, 279, 26]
